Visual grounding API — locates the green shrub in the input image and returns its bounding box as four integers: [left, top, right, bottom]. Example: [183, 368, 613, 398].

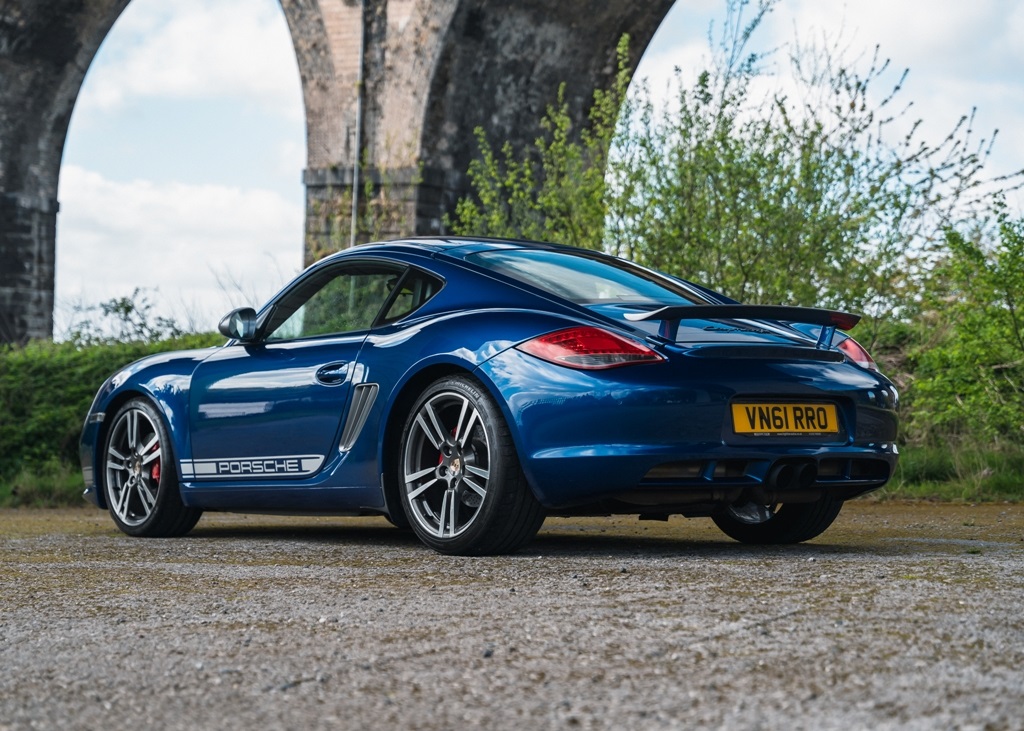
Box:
[0, 334, 222, 498]
[882, 444, 1024, 502]
[903, 212, 1024, 443]
[0, 457, 84, 507]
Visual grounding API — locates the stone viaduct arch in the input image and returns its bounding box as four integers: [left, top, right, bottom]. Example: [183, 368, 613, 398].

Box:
[0, 0, 675, 343]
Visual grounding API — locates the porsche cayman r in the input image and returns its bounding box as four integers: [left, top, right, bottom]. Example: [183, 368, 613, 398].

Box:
[80, 237, 898, 554]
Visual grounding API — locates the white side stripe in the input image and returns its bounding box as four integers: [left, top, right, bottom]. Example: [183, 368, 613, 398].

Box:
[180, 455, 325, 480]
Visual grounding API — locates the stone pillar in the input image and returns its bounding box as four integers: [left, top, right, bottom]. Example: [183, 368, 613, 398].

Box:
[0, 0, 129, 344]
[0, 194, 57, 343]
[298, 0, 676, 263]
[302, 164, 466, 262]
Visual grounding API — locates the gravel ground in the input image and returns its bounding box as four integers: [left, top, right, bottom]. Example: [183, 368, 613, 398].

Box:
[1, 502, 1023, 731]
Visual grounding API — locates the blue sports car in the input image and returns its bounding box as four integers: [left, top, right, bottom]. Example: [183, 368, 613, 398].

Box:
[80, 237, 898, 555]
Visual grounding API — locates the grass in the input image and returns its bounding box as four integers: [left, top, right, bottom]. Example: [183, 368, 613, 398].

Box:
[882, 443, 1024, 502]
[3, 443, 1022, 508]
[0, 458, 85, 508]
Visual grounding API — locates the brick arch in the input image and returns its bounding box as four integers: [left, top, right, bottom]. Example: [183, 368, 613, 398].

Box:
[0, 0, 131, 343]
[299, 0, 676, 248]
[0, 0, 679, 343]
[420, 0, 675, 177]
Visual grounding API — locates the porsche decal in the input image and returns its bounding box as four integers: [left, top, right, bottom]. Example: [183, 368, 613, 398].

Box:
[180, 455, 325, 479]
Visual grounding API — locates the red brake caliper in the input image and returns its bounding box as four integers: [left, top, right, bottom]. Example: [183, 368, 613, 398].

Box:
[149, 443, 161, 482]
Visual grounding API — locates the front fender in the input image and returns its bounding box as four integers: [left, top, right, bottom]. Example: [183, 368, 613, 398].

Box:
[80, 348, 218, 506]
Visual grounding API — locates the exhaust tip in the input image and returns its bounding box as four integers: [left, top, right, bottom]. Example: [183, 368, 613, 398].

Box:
[793, 462, 818, 490]
[766, 460, 818, 490]
[767, 463, 795, 490]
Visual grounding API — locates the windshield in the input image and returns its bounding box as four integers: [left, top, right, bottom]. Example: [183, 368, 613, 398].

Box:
[466, 249, 703, 307]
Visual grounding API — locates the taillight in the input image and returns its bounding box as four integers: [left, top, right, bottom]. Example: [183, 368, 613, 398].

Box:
[838, 336, 878, 371]
[516, 326, 664, 370]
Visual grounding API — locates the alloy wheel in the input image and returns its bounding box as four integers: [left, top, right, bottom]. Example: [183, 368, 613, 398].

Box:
[105, 406, 163, 527]
[402, 390, 491, 539]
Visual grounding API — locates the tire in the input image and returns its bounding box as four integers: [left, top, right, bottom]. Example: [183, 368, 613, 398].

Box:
[399, 375, 545, 555]
[712, 494, 843, 544]
[103, 398, 202, 537]
[382, 511, 411, 530]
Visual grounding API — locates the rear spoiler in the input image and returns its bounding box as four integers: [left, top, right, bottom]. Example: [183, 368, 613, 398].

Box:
[624, 305, 861, 347]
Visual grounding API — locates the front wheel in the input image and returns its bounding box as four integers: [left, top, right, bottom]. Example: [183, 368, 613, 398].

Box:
[399, 375, 545, 555]
[712, 495, 843, 544]
[103, 398, 201, 537]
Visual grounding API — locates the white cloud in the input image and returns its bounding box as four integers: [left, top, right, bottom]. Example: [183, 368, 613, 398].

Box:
[634, 41, 710, 99]
[50, 0, 1024, 342]
[634, 0, 1024, 185]
[788, 0, 1024, 83]
[79, 0, 302, 117]
[779, 0, 1024, 183]
[55, 165, 303, 334]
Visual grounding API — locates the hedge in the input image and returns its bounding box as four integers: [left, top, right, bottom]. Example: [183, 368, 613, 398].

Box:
[0, 334, 222, 482]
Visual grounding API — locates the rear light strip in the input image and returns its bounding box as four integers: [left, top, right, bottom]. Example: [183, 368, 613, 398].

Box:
[837, 336, 879, 371]
[516, 326, 664, 370]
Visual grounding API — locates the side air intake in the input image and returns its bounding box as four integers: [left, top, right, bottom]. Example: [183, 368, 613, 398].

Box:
[339, 383, 379, 452]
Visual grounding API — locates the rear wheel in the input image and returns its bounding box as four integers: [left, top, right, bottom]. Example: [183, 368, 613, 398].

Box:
[103, 398, 201, 537]
[399, 375, 545, 555]
[712, 495, 843, 544]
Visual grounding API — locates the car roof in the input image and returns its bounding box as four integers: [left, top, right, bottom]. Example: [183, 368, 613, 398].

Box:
[319, 236, 579, 263]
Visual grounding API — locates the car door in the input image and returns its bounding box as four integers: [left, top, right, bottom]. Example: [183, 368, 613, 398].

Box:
[184, 260, 407, 483]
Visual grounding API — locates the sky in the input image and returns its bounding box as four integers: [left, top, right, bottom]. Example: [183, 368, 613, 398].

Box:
[55, 0, 1024, 336]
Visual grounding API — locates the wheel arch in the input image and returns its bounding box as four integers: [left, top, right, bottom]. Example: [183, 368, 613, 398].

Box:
[379, 363, 477, 524]
[91, 388, 183, 510]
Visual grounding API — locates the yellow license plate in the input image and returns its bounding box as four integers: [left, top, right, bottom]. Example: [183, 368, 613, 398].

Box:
[731, 403, 839, 435]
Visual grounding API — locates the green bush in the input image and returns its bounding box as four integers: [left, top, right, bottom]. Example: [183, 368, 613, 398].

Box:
[903, 212, 1024, 443]
[2, 332, 1020, 506]
[0, 458, 84, 507]
[0, 334, 221, 504]
[884, 444, 1024, 502]
[452, 0, 1003, 353]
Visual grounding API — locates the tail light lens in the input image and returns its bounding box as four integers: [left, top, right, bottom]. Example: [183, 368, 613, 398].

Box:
[838, 336, 878, 371]
[517, 326, 664, 370]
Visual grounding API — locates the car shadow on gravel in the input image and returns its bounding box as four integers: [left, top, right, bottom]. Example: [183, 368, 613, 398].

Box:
[183, 519, 912, 560]
[188, 522, 423, 548]
[526, 533, 879, 559]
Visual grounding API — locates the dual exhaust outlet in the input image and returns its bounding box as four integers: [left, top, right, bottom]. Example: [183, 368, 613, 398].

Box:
[744, 459, 820, 506]
[765, 458, 818, 491]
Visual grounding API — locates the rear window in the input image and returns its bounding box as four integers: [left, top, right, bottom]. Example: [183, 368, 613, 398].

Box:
[466, 249, 702, 307]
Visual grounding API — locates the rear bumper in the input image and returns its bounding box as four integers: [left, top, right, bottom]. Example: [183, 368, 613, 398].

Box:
[523, 442, 897, 508]
[477, 348, 899, 508]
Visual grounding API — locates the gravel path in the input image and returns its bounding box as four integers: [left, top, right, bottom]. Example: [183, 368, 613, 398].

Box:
[2, 503, 1023, 730]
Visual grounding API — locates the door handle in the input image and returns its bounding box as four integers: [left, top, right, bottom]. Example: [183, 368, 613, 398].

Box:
[315, 362, 349, 385]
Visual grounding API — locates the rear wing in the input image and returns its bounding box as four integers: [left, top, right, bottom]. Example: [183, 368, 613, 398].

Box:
[624, 305, 861, 347]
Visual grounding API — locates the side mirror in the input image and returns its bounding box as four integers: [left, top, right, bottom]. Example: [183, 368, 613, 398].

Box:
[218, 307, 258, 342]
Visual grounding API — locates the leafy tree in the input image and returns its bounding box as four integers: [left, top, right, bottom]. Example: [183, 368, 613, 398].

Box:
[615, 8, 1003, 333]
[907, 209, 1024, 443]
[452, 0, 1013, 350]
[450, 36, 631, 250]
[64, 288, 184, 346]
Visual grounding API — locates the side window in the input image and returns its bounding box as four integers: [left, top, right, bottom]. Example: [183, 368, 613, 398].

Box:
[264, 262, 406, 341]
[380, 269, 443, 324]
